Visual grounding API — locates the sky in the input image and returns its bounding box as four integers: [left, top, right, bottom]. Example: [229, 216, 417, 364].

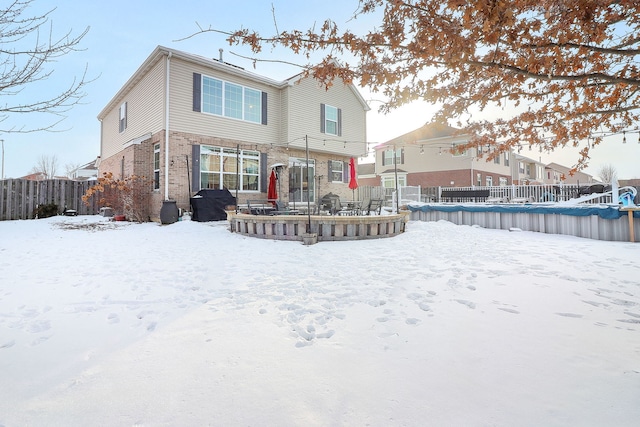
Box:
[2, 0, 639, 180]
[1, 214, 639, 425]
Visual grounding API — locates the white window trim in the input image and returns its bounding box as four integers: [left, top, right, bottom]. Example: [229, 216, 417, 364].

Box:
[329, 160, 344, 183]
[452, 143, 468, 157]
[201, 75, 262, 124]
[324, 104, 338, 136]
[200, 145, 261, 192]
[380, 172, 407, 189]
[383, 148, 402, 165]
[289, 157, 316, 204]
[119, 102, 127, 133]
[153, 143, 160, 190]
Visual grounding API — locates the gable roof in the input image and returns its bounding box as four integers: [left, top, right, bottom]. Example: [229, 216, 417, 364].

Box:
[283, 62, 371, 112]
[377, 122, 468, 149]
[99, 45, 370, 119]
[357, 162, 375, 176]
[546, 162, 594, 180]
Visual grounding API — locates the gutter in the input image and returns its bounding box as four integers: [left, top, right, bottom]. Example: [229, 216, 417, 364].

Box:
[165, 51, 172, 200]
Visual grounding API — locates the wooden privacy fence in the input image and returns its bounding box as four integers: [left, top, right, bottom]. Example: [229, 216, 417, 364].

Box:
[0, 179, 98, 221]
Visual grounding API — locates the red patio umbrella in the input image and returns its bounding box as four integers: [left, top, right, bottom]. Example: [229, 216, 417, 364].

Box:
[267, 169, 278, 206]
[348, 157, 358, 200]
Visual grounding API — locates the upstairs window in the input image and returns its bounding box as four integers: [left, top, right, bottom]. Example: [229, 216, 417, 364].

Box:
[504, 153, 510, 166]
[119, 102, 127, 133]
[321, 103, 342, 136]
[452, 143, 467, 157]
[196, 74, 266, 125]
[382, 148, 403, 166]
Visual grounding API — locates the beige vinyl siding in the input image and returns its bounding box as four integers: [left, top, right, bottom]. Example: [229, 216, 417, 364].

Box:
[100, 59, 165, 160]
[377, 138, 511, 177]
[284, 77, 367, 158]
[169, 58, 280, 145]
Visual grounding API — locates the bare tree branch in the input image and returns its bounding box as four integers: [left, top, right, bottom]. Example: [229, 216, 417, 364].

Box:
[0, 0, 92, 134]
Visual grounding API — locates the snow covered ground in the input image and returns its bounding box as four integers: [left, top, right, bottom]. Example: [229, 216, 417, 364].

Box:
[1, 215, 639, 426]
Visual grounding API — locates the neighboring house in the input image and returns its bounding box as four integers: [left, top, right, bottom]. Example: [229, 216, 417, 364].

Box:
[619, 178, 640, 187]
[69, 158, 99, 181]
[356, 162, 376, 185]
[364, 122, 513, 188]
[512, 154, 547, 185]
[544, 162, 595, 185]
[97, 46, 369, 217]
[20, 172, 47, 181]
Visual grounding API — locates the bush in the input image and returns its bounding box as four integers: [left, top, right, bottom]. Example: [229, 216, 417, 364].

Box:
[35, 203, 59, 218]
[82, 172, 153, 223]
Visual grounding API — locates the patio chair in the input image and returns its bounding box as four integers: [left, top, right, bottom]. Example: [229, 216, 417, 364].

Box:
[354, 197, 370, 216]
[364, 198, 384, 215]
[338, 199, 361, 216]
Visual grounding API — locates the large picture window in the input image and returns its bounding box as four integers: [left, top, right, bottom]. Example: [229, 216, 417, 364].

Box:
[200, 145, 260, 191]
[201, 75, 262, 124]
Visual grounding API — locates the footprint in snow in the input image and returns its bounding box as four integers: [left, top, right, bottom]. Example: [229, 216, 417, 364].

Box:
[1, 340, 15, 349]
[455, 299, 476, 309]
[617, 318, 640, 324]
[28, 320, 51, 333]
[555, 313, 583, 318]
[418, 303, 431, 312]
[498, 307, 520, 314]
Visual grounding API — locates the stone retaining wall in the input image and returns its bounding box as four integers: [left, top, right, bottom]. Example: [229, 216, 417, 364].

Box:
[227, 212, 409, 242]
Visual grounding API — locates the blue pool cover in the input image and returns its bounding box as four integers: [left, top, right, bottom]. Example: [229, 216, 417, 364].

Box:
[407, 203, 639, 220]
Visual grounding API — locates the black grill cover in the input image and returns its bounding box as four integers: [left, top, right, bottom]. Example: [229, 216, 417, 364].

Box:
[190, 189, 237, 222]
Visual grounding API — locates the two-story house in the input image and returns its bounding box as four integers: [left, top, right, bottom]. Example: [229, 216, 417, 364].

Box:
[512, 154, 547, 184]
[544, 162, 595, 185]
[97, 46, 369, 218]
[360, 122, 513, 188]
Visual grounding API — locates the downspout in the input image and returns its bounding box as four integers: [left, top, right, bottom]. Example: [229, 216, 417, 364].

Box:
[164, 51, 172, 200]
